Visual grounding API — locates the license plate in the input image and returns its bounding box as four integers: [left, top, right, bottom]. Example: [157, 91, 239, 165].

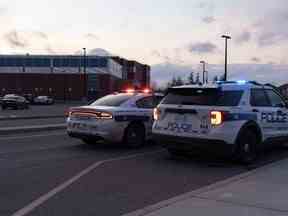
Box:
[72, 123, 89, 131]
[174, 114, 187, 122]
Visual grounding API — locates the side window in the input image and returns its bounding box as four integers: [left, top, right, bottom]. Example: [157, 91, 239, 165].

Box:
[250, 89, 270, 107]
[265, 89, 285, 107]
[153, 96, 163, 107]
[136, 97, 154, 109]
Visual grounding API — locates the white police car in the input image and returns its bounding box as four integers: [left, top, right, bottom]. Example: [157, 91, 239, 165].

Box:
[152, 81, 288, 163]
[67, 89, 163, 147]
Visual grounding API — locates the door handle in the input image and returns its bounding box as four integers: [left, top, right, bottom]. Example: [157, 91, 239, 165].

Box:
[252, 109, 259, 113]
[277, 110, 283, 115]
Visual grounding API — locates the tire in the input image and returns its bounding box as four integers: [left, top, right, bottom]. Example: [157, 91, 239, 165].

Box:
[82, 138, 95, 145]
[123, 123, 145, 148]
[1, 106, 6, 110]
[236, 130, 258, 165]
[167, 149, 185, 157]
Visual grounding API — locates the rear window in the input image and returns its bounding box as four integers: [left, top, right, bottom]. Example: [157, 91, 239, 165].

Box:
[90, 94, 133, 107]
[161, 88, 243, 106]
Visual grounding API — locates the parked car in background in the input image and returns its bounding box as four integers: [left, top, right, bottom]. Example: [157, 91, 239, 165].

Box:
[23, 94, 34, 104]
[33, 96, 54, 105]
[1, 94, 29, 110]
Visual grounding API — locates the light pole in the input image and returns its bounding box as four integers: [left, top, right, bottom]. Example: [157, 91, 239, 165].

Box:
[200, 60, 206, 84]
[82, 48, 87, 101]
[222, 35, 231, 81]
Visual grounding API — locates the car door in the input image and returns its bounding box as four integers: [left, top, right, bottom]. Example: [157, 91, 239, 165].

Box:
[250, 88, 277, 140]
[265, 89, 288, 138]
[136, 96, 155, 137]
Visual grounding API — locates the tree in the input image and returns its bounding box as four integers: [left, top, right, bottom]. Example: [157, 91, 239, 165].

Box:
[219, 74, 225, 81]
[212, 76, 218, 83]
[187, 72, 195, 84]
[195, 72, 201, 84]
[166, 76, 184, 88]
[175, 76, 184, 86]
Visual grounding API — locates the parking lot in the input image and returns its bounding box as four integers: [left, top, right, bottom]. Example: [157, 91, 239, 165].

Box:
[1, 130, 288, 216]
[0, 103, 83, 120]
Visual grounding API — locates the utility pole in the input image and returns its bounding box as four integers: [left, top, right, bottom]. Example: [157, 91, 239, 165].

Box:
[222, 35, 231, 81]
[200, 60, 206, 84]
[83, 48, 87, 101]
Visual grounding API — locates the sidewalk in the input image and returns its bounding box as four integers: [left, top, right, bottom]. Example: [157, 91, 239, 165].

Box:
[125, 159, 288, 216]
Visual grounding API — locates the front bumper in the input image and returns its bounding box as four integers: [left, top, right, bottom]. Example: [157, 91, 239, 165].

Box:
[153, 134, 236, 155]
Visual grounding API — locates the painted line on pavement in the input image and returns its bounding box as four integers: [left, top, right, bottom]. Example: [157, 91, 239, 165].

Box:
[11, 150, 163, 216]
[0, 132, 66, 141]
[122, 158, 288, 216]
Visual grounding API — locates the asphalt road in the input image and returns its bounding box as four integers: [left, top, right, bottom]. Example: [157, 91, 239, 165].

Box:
[0, 117, 65, 128]
[1, 131, 288, 216]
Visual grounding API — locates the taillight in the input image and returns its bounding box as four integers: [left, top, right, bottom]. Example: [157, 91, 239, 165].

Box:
[98, 112, 113, 119]
[70, 111, 113, 120]
[153, 108, 161, 121]
[64, 108, 71, 117]
[210, 111, 224, 126]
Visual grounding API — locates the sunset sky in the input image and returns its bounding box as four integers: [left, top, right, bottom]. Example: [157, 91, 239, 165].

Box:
[1, 0, 288, 86]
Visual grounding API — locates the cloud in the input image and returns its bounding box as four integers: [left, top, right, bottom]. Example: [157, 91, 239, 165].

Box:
[254, 9, 288, 46]
[0, 7, 7, 16]
[33, 31, 48, 40]
[235, 31, 251, 44]
[3, 30, 29, 48]
[85, 33, 100, 40]
[74, 48, 112, 56]
[45, 45, 55, 54]
[151, 63, 193, 87]
[188, 42, 217, 54]
[202, 16, 216, 24]
[251, 57, 261, 63]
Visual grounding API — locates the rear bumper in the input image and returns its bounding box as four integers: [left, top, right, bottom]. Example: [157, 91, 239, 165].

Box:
[153, 134, 235, 155]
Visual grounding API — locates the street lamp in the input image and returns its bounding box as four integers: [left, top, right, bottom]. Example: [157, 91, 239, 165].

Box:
[82, 48, 87, 100]
[200, 60, 207, 84]
[222, 35, 231, 81]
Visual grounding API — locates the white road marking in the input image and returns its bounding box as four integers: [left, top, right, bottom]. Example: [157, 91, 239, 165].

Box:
[0, 132, 65, 141]
[11, 150, 163, 216]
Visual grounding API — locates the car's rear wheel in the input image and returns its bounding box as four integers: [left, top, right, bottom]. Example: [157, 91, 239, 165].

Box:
[236, 130, 258, 164]
[167, 149, 185, 157]
[123, 123, 145, 148]
[82, 138, 96, 145]
[2, 105, 6, 110]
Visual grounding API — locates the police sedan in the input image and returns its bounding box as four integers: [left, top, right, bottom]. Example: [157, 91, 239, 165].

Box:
[66, 90, 163, 147]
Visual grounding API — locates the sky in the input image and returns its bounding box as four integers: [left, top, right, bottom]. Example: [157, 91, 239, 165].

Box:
[0, 0, 288, 86]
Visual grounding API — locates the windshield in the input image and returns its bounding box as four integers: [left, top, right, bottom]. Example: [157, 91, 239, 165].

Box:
[90, 94, 134, 107]
[162, 88, 243, 106]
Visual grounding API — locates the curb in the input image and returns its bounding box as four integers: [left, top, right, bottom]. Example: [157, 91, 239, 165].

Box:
[0, 124, 66, 135]
[0, 115, 64, 121]
[122, 158, 288, 216]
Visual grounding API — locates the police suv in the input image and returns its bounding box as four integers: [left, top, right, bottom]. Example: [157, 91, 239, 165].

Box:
[152, 81, 288, 163]
[67, 89, 163, 147]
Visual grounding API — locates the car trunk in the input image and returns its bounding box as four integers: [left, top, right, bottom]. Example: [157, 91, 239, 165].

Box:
[155, 87, 242, 136]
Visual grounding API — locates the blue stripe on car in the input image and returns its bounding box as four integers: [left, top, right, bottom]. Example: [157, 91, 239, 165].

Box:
[225, 113, 257, 122]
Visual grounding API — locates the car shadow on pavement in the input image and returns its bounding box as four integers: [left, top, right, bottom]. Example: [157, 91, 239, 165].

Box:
[162, 145, 288, 170]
